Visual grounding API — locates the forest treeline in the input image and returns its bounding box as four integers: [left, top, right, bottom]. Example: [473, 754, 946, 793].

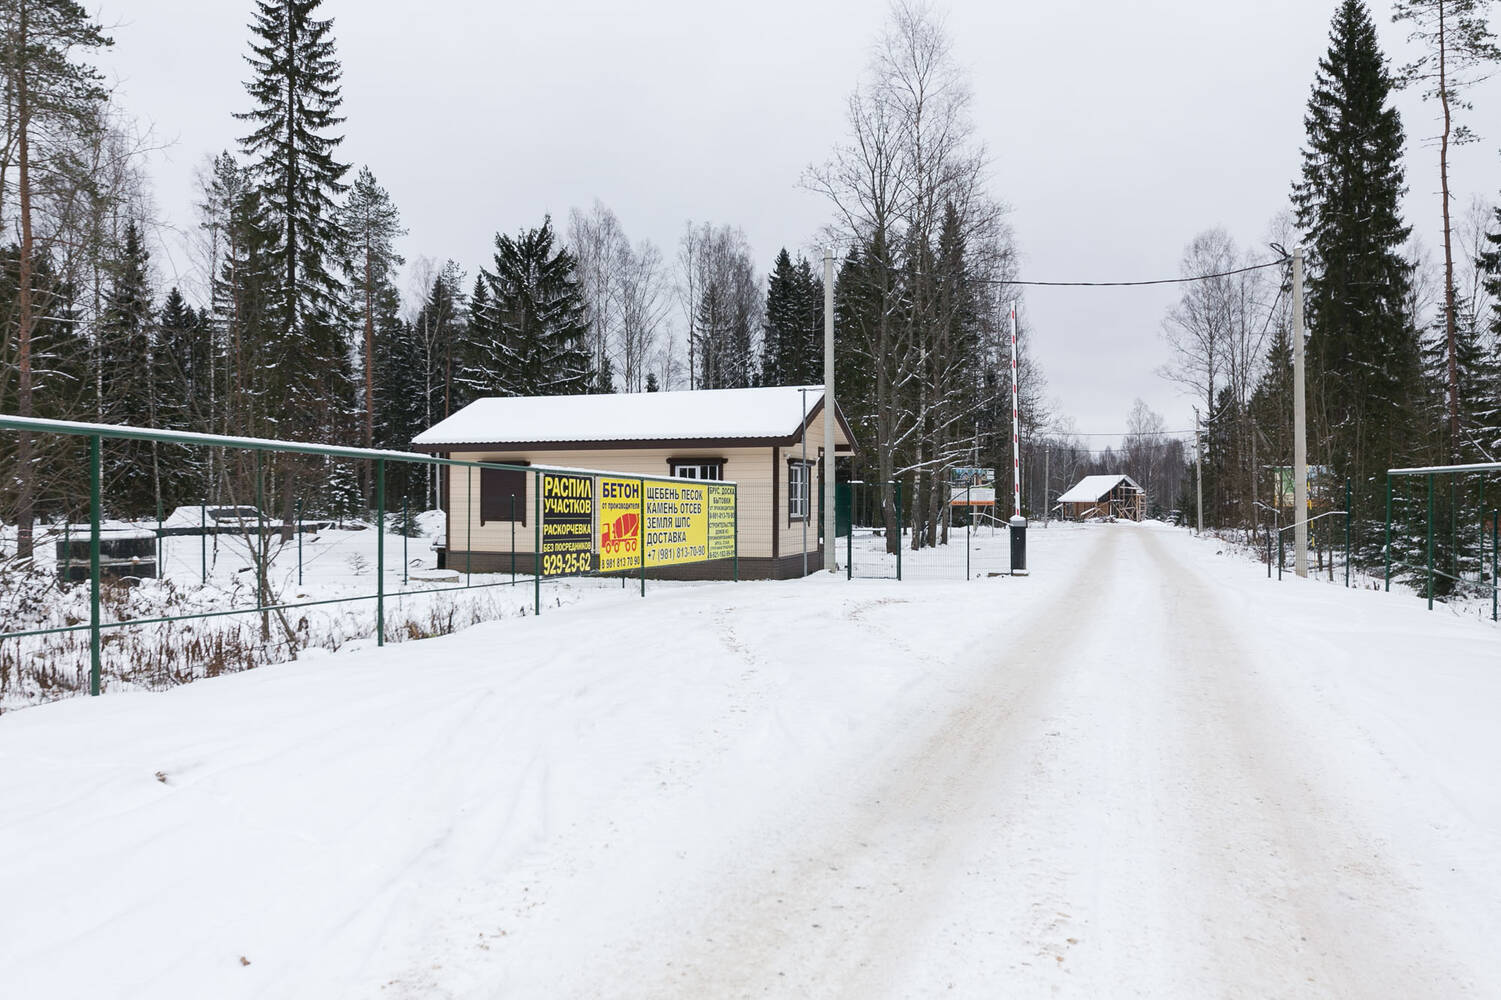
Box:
[0, 0, 1042, 561]
[1158, 0, 1501, 591]
[6, 0, 1501, 583]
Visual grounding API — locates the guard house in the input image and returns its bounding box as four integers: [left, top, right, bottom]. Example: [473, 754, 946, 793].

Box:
[412, 386, 856, 580]
[1057, 474, 1145, 522]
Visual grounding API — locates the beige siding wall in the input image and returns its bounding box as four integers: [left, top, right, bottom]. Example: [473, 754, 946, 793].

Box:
[444, 411, 850, 561]
[447, 446, 779, 558]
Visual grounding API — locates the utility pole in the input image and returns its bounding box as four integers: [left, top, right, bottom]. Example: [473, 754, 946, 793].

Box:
[801, 386, 809, 579]
[1293, 245, 1309, 578]
[823, 250, 837, 573]
[1043, 446, 1050, 526]
[1194, 406, 1203, 535]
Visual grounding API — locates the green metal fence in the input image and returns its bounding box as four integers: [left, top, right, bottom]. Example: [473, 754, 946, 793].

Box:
[1385, 462, 1500, 618]
[0, 415, 737, 700]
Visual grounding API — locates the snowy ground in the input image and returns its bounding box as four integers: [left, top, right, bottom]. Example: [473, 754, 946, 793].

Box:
[2, 522, 1499, 997]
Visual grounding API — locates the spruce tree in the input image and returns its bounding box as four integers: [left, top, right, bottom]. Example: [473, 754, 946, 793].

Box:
[1292, 0, 1420, 542]
[645, 372, 659, 392]
[97, 222, 156, 515]
[761, 248, 798, 385]
[463, 216, 591, 397]
[236, 0, 352, 442]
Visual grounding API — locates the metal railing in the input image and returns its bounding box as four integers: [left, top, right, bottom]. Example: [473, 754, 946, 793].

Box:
[0, 415, 738, 699]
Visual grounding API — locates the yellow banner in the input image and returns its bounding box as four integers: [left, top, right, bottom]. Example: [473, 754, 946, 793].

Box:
[707, 484, 736, 560]
[597, 477, 643, 573]
[643, 480, 708, 567]
[595, 476, 734, 573]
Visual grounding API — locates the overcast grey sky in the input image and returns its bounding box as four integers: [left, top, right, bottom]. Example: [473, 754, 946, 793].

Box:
[93, 0, 1501, 441]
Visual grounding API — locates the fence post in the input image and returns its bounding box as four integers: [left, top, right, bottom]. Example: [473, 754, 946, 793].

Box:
[511, 494, 516, 585]
[534, 469, 542, 615]
[895, 479, 903, 582]
[1384, 474, 1392, 592]
[200, 499, 207, 585]
[638, 477, 646, 598]
[1493, 509, 1498, 623]
[402, 494, 409, 586]
[966, 484, 972, 581]
[1266, 522, 1271, 579]
[1427, 473, 1435, 611]
[1345, 477, 1351, 588]
[63, 518, 71, 585]
[1278, 529, 1284, 580]
[156, 499, 164, 579]
[296, 498, 303, 587]
[733, 482, 739, 583]
[465, 466, 472, 586]
[376, 459, 385, 647]
[89, 434, 102, 697]
[255, 451, 265, 613]
[847, 482, 853, 581]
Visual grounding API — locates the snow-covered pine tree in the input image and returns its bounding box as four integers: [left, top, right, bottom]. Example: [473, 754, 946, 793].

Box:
[336, 165, 405, 458]
[464, 217, 590, 398]
[97, 222, 156, 516]
[761, 249, 797, 386]
[154, 287, 216, 505]
[236, 0, 353, 445]
[1292, 0, 1422, 551]
[645, 372, 659, 392]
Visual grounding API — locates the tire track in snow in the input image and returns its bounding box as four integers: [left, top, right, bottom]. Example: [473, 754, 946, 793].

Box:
[622, 528, 1124, 998]
[1134, 527, 1474, 998]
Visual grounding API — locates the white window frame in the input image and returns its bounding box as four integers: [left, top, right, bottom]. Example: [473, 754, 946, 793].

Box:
[789, 461, 811, 521]
[670, 461, 723, 481]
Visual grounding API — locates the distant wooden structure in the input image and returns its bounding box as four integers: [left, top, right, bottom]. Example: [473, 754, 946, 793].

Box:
[1057, 474, 1145, 522]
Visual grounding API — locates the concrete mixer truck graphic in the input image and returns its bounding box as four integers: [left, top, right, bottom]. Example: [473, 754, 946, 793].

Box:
[600, 512, 640, 554]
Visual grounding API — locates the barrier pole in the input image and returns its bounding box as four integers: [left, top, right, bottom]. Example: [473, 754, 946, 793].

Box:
[534, 469, 542, 616]
[1427, 473, 1435, 611]
[1384, 474, 1392, 592]
[376, 459, 385, 646]
[89, 434, 102, 697]
[895, 480, 903, 582]
[1345, 477, 1351, 588]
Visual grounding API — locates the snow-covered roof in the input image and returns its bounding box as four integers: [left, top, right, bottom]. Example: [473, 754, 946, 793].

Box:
[1057, 474, 1144, 504]
[413, 386, 851, 448]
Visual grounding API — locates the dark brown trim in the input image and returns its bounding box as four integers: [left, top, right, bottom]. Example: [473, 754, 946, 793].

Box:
[771, 448, 780, 560]
[665, 456, 727, 477]
[786, 455, 814, 527]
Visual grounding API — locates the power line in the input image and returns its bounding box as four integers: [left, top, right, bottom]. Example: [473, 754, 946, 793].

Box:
[979, 256, 1289, 289]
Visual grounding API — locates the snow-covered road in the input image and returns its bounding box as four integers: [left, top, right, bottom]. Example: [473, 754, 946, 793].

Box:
[2, 523, 1498, 998]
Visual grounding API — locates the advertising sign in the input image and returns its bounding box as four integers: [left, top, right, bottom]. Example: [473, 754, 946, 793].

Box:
[597, 477, 642, 574]
[587, 475, 737, 575]
[706, 483, 736, 560]
[540, 473, 594, 577]
[643, 480, 708, 567]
